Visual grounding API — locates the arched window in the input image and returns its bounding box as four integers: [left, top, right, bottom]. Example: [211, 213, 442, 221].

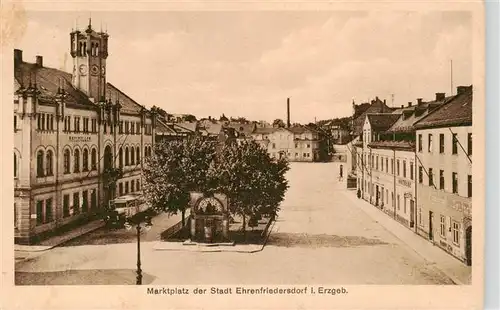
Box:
[37, 150, 44, 177]
[64, 149, 70, 174]
[130, 147, 135, 165]
[46, 150, 53, 176]
[136, 147, 140, 163]
[83, 149, 89, 171]
[14, 153, 17, 178]
[74, 149, 80, 173]
[125, 147, 129, 166]
[91, 42, 95, 56]
[119, 147, 123, 168]
[83, 42, 87, 56]
[136, 179, 140, 191]
[96, 43, 99, 56]
[104, 146, 112, 170]
[91, 148, 97, 170]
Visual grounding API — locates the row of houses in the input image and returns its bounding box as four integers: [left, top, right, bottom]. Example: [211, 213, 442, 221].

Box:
[346, 86, 473, 265]
[155, 117, 327, 162]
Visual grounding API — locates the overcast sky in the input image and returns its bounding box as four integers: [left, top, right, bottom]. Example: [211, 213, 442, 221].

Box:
[16, 11, 472, 123]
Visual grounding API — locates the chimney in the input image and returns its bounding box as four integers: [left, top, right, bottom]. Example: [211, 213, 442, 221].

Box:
[457, 86, 469, 95]
[14, 49, 22, 66]
[417, 98, 423, 105]
[401, 105, 404, 109]
[383, 99, 386, 104]
[408, 101, 412, 107]
[286, 97, 291, 128]
[36, 55, 43, 67]
[435, 93, 446, 101]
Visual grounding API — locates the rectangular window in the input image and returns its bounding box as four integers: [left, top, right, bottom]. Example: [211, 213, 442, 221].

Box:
[386, 189, 389, 204]
[131, 181, 135, 192]
[36, 200, 43, 225]
[403, 198, 407, 213]
[440, 216, 446, 237]
[452, 172, 458, 194]
[440, 170, 445, 190]
[136, 122, 141, 134]
[125, 181, 129, 194]
[131, 122, 135, 135]
[439, 133, 445, 153]
[119, 183, 123, 196]
[103, 121, 107, 134]
[82, 190, 88, 213]
[418, 208, 422, 225]
[397, 195, 400, 210]
[14, 203, 17, 228]
[386, 158, 388, 173]
[452, 133, 458, 154]
[91, 189, 97, 210]
[410, 162, 414, 180]
[468, 175, 472, 197]
[391, 159, 394, 174]
[419, 166, 423, 184]
[46, 114, 50, 130]
[397, 160, 400, 176]
[418, 134, 422, 152]
[14, 115, 17, 131]
[73, 192, 80, 215]
[468, 133, 472, 156]
[376, 156, 379, 170]
[403, 160, 407, 178]
[452, 221, 460, 245]
[41, 114, 45, 130]
[381, 157, 384, 171]
[428, 134, 433, 152]
[428, 168, 434, 186]
[119, 121, 123, 134]
[45, 198, 53, 223]
[63, 194, 70, 217]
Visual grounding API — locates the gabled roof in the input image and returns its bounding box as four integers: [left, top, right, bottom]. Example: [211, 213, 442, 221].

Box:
[366, 113, 401, 132]
[288, 126, 315, 135]
[107, 83, 144, 114]
[252, 127, 278, 135]
[200, 122, 222, 136]
[414, 86, 473, 129]
[352, 98, 394, 135]
[226, 123, 256, 136]
[368, 140, 415, 151]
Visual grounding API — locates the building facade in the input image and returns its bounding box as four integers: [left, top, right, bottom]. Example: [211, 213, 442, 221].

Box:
[251, 126, 321, 162]
[14, 21, 157, 245]
[413, 86, 473, 265]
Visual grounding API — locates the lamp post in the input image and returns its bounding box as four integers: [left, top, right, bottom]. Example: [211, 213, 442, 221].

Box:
[125, 215, 152, 285]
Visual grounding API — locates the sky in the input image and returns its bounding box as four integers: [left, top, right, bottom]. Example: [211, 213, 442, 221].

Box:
[15, 11, 472, 123]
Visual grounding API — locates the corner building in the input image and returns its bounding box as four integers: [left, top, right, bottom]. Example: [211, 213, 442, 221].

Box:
[13, 22, 157, 244]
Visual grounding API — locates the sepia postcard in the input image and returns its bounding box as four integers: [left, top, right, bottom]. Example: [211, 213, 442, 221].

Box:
[1, 0, 485, 309]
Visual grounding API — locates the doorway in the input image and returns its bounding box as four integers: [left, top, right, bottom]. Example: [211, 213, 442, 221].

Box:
[465, 226, 472, 266]
[428, 211, 434, 241]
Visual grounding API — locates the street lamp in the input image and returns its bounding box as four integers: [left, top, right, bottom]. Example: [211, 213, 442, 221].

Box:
[125, 215, 153, 285]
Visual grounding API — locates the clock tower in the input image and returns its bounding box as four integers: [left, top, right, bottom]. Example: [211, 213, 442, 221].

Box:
[70, 19, 109, 102]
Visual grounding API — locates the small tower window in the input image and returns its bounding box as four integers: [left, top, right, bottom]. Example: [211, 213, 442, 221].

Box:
[37, 150, 44, 177]
[91, 43, 95, 56]
[96, 43, 99, 56]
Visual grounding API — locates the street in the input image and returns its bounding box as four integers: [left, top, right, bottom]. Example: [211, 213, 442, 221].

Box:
[16, 162, 459, 285]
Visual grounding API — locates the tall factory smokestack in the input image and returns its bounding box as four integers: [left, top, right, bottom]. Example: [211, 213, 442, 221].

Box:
[286, 97, 291, 128]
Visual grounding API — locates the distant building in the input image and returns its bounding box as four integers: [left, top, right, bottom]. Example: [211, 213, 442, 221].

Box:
[251, 126, 322, 162]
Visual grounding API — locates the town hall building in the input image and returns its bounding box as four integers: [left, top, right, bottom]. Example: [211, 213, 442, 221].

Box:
[14, 20, 157, 244]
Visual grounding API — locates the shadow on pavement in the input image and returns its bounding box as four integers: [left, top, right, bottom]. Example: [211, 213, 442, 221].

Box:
[267, 232, 388, 248]
[15, 269, 156, 285]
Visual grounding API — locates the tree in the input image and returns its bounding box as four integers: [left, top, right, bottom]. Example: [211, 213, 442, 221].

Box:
[207, 140, 290, 239]
[142, 136, 217, 225]
[184, 114, 197, 122]
[273, 119, 286, 128]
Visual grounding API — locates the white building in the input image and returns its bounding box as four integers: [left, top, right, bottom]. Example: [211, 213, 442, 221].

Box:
[413, 86, 473, 265]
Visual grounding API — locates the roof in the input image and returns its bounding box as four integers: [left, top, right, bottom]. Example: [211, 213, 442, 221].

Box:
[352, 98, 394, 135]
[366, 113, 401, 132]
[252, 127, 277, 135]
[368, 140, 415, 151]
[226, 123, 256, 136]
[288, 126, 315, 135]
[200, 122, 222, 136]
[155, 119, 179, 135]
[387, 97, 453, 133]
[14, 58, 150, 116]
[15, 62, 92, 106]
[414, 86, 473, 129]
[174, 122, 198, 133]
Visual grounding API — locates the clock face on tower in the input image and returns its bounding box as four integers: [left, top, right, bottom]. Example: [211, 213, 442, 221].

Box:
[91, 65, 99, 76]
[79, 64, 88, 75]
